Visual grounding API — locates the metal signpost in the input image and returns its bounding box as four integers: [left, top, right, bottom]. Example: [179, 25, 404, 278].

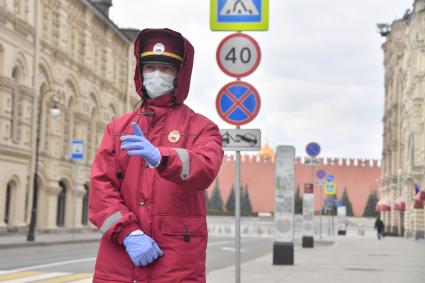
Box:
[215, 82, 260, 282]
[305, 142, 321, 243]
[212, 2, 268, 281]
[273, 146, 295, 265]
[71, 140, 84, 237]
[324, 176, 337, 236]
[315, 170, 325, 240]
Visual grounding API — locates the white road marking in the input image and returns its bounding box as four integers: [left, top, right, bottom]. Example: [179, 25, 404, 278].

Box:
[221, 247, 245, 252]
[69, 278, 93, 283]
[4, 257, 96, 273]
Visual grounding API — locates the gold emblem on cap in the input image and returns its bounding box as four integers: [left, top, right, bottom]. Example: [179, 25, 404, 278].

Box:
[153, 43, 165, 55]
[168, 130, 181, 143]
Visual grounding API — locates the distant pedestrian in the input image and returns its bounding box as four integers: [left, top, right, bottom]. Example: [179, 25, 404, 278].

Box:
[374, 217, 385, 240]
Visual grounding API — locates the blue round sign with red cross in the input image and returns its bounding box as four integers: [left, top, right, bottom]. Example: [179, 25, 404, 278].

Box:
[216, 81, 261, 126]
[306, 142, 321, 158]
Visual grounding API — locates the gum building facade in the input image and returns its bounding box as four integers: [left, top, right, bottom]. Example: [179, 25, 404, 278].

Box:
[0, 0, 140, 233]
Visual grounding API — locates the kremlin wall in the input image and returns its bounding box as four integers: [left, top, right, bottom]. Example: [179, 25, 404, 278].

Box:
[207, 145, 382, 216]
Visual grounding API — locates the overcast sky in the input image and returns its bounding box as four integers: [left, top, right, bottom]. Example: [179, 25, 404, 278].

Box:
[109, 0, 413, 160]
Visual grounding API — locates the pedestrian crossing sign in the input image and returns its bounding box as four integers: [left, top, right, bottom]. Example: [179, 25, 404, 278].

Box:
[210, 0, 269, 31]
[324, 182, 336, 195]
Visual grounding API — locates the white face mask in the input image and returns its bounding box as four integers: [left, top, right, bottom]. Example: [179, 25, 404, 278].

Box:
[142, 71, 176, 99]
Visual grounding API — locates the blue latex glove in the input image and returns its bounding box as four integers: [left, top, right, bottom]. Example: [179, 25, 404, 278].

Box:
[123, 230, 164, 267]
[120, 122, 161, 167]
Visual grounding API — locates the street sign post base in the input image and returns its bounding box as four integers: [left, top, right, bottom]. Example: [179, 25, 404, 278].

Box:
[302, 236, 314, 248]
[272, 242, 294, 265]
[337, 230, 346, 235]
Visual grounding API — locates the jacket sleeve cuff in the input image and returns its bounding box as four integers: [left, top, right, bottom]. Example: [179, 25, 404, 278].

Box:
[116, 223, 141, 245]
[157, 147, 174, 169]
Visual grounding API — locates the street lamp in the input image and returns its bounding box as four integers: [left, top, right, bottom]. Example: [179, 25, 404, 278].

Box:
[27, 90, 63, 241]
[376, 23, 391, 37]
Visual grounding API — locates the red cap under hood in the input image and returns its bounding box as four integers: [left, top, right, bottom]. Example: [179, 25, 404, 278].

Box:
[133, 28, 194, 106]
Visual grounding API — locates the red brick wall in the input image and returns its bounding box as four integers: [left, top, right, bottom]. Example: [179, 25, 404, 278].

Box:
[207, 155, 382, 216]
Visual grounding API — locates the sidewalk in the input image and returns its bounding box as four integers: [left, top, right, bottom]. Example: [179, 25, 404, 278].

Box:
[207, 234, 425, 283]
[0, 231, 101, 249]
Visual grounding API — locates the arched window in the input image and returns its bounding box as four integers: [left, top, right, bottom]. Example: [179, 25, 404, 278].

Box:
[0, 45, 4, 77]
[82, 183, 89, 225]
[56, 181, 66, 227]
[4, 183, 12, 224]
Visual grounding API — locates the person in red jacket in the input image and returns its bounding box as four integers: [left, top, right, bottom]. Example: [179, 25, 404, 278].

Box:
[89, 28, 224, 283]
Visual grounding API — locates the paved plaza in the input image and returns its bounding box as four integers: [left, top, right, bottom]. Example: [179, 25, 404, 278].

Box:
[207, 234, 425, 283]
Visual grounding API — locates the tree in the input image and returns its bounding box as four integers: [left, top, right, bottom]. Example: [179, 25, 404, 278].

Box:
[225, 185, 235, 212]
[208, 179, 223, 211]
[294, 185, 303, 214]
[340, 187, 354, 216]
[241, 185, 253, 213]
[362, 189, 379, 217]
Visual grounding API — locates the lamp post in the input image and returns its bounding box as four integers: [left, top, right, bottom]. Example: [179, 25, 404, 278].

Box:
[27, 91, 62, 241]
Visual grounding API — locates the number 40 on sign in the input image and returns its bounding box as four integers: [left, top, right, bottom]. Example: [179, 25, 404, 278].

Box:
[216, 33, 261, 78]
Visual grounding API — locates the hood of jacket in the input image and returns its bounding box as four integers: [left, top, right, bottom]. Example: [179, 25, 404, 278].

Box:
[133, 28, 194, 107]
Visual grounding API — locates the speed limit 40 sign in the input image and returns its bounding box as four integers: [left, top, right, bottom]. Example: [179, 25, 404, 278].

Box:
[216, 33, 261, 78]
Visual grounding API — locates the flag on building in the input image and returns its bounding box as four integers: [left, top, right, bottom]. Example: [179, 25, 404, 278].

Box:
[412, 179, 420, 195]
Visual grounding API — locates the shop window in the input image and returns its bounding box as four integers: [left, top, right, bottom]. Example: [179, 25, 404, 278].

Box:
[56, 181, 66, 227]
[82, 184, 89, 225]
[4, 183, 11, 224]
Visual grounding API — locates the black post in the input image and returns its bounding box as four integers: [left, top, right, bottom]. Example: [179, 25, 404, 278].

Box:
[27, 98, 42, 241]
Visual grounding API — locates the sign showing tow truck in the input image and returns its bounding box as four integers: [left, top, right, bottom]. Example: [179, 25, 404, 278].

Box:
[220, 128, 261, 151]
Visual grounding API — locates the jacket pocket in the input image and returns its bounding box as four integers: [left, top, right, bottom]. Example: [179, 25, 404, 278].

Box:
[161, 215, 207, 236]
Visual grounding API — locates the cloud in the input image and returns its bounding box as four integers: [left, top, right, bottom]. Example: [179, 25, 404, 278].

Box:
[109, 0, 413, 159]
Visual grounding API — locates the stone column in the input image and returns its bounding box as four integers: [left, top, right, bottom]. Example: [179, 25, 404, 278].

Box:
[413, 208, 424, 239]
[38, 181, 60, 231]
[398, 210, 405, 236]
[384, 210, 391, 233]
[404, 207, 413, 238]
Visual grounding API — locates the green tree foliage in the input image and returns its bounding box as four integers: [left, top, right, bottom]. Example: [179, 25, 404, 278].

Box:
[294, 185, 303, 214]
[226, 184, 254, 214]
[208, 179, 223, 211]
[241, 185, 253, 213]
[225, 185, 236, 212]
[340, 187, 354, 216]
[362, 189, 379, 217]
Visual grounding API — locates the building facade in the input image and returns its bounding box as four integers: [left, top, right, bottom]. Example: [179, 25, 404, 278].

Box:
[0, 0, 139, 233]
[381, 0, 425, 239]
[208, 145, 381, 217]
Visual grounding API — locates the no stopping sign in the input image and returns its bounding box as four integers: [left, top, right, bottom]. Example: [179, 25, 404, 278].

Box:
[216, 33, 261, 78]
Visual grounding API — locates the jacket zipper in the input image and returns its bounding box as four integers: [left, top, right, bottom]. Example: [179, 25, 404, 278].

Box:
[135, 112, 150, 283]
[148, 106, 170, 283]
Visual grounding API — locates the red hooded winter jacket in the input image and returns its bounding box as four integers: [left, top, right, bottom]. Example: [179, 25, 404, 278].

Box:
[89, 28, 224, 283]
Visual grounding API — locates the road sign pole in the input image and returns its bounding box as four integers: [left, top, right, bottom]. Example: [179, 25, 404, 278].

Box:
[319, 184, 322, 241]
[235, 124, 241, 283]
[311, 161, 315, 243]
